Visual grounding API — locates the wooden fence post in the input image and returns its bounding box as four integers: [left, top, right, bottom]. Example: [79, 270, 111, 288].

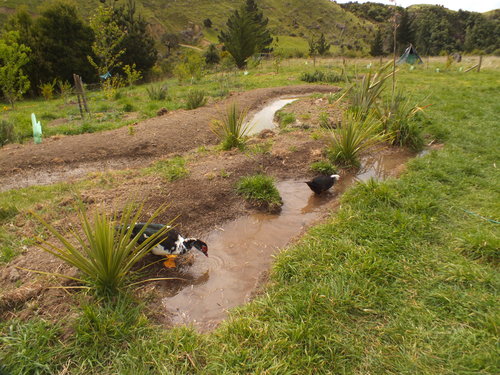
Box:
[73, 74, 90, 118]
[477, 55, 483, 72]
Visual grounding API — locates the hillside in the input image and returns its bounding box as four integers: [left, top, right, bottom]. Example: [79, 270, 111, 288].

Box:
[0, 0, 376, 53]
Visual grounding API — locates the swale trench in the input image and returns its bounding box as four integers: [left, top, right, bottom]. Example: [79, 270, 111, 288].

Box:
[149, 98, 416, 331]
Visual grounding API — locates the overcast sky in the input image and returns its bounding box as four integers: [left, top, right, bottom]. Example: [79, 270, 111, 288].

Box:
[334, 0, 500, 13]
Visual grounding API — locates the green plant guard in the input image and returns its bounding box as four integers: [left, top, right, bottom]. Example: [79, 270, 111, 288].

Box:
[31, 113, 42, 144]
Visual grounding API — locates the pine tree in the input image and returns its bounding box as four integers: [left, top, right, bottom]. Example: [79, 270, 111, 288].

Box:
[114, 0, 157, 74]
[316, 33, 330, 56]
[244, 0, 273, 52]
[370, 28, 384, 56]
[219, 0, 272, 68]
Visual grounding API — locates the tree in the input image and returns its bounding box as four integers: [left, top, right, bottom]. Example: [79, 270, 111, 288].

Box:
[316, 33, 330, 55]
[0, 32, 30, 106]
[370, 28, 384, 56]
[114, 0, 157, 74]
[204, 44, 220, 65]
[161, 33, 180, 56]
[203, 18, 213, 28]
[219, 0, 272, 68]
[396, 9, 413, 53]
[88, 5, 126, 78]
[34, 1, 95, 84]
[244, 0, 273, 52]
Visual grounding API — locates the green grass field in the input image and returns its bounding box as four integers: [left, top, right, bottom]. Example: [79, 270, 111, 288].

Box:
[1, 58, 499, 374]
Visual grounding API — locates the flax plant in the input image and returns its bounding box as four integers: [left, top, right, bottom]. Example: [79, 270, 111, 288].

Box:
[349, 62, 393, 118]
[327, 111, 388, 168]
[31, 203, 174, 295]
[210, 103, 252, 150]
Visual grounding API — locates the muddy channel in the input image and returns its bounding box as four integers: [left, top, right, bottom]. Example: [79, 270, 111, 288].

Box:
[147, 99, 415, 331]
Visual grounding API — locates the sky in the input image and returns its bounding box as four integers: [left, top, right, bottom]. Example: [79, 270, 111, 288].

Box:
[334, 0, 500, 13]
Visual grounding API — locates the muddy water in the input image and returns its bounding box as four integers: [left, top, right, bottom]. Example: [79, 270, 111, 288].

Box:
[161, 148, 414, 331]
[246, 98, 298, 135]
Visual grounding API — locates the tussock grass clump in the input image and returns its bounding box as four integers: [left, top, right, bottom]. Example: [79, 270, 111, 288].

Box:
[31, 204, 174, 296]
[146, 84, 168, 101]
[310, 160, 337, 175]
[327, 112, 387, 168]
[210, 103, 252, 150]
[300, 70, 343, 83]
[276, 110, 296, 126]
[0, 120, 16, 146]
[147, 156, 188, 181]
[236, 174, 282, 211]
[379, 91, 426, 151]
[185, 90, 207, 110]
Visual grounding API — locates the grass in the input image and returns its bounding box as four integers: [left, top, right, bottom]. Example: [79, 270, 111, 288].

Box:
[275, 110, 296, 126]
[236, 174, 283, 211]
[146, 156, 188, 181]
[0, 59, 499, 374]
[310, 160, 337, 175]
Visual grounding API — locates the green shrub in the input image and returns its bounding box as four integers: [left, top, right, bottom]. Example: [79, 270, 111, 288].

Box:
[186, 90, 207, 110]
[310, 160, 337, 175]
[39, 80, 56, 100]
[210, 103, 251, 150]
[31, 204, 174, 296]
[0, 120, 16, 146]
[236, 174, 282, 211]
[148, 156, 188, 181]
[146, 84, 168, 100]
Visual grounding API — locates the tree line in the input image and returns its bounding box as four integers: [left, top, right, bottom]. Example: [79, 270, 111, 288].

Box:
[342, 2, 500, 56]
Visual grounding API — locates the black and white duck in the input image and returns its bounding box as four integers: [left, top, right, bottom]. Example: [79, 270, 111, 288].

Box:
[305, 174, 340, 194]
[129, 223, 208, 267]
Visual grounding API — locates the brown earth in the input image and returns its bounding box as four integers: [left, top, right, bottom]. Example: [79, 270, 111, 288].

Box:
[0, 85, 339, 191]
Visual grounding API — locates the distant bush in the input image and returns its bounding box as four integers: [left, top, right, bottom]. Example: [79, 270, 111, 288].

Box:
[186, 90, 207, 110]
[300, 70, 343, 83]
[0, 120, 16, 146]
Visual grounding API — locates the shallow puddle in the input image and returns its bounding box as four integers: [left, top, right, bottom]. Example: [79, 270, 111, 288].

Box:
[246, 98, 298, 135]
[160, 148, 414, 331]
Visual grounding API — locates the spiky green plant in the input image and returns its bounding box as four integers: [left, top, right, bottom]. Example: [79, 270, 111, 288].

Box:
[327, 111, 387, 168]
[349, 62, 393, 118]
[210, 103, 252, 150]
[31, 203, 174, 295]
[236, 174, 282, 211]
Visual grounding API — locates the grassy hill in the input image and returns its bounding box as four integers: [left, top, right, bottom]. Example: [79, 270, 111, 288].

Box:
[0, 0, 376, 54]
